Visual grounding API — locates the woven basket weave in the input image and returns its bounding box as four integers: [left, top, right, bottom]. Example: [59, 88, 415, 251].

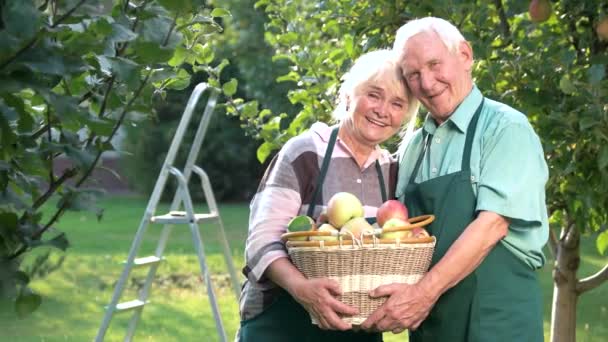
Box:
[283, 215, 435, 325]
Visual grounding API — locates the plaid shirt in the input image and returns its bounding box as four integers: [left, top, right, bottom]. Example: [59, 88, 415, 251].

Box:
[239, 122, 397, 321]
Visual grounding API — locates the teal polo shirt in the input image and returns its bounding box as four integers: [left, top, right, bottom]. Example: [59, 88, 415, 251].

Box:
[396, 86, 549, 269]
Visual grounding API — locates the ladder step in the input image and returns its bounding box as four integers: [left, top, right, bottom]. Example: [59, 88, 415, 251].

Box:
[151, 211, 218, 224]
[126, 256, 164, 268]
[114, 299, 147, 312]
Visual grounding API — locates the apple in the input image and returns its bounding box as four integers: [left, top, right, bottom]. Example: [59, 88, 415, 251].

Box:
[287, 215, 316, 241]
[376, 199, 409, 227]
[380, 217, 411, 240]
[316, 210, 329, 225]
[597, 18, 608, 42]
[340, 217, 374, 240]
[310, 223, 339, 241]
[411, 227, 430, 238]
[529, 0, 551, 23]
[327, 192, 364, 228]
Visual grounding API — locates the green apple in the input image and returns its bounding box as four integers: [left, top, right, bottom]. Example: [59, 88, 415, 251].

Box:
[327, 192, 364, 228]
[287, 215, 315, 241]
[341, 217, 374, 240]
[380, 218, 412, 240]
[310, 223, 339, 241]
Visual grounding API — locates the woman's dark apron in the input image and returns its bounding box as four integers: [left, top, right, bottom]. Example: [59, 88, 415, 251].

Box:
[403, 100, 543, 342]
[239, 127, 385, 342]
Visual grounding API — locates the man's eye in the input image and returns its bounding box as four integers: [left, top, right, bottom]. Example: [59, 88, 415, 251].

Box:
[407, 73, 420, 81]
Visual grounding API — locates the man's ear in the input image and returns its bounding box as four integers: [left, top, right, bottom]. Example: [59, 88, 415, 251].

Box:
[458, 40, 474, 71]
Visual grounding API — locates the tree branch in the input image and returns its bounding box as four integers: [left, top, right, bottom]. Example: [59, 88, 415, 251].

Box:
[577, 264, 608, 294]
[0, 0, 87, 70]
[548, 228, 558, 258]
[493, 0, 512, 41]
[32, 168, 78, 210]
[98, 75, 116, 118]
[162, 13, 179, 47]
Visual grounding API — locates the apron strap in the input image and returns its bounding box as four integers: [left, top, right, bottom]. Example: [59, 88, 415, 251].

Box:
[461, 98, 485, 172]
[307, 127, 339, 217]
[408, 132, 432, 185]
[375, 160, 387, 202]
[407, 98, 486, 184]
[307, 126, 388, 217]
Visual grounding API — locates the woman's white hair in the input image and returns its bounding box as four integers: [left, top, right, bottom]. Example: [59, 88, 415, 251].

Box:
[393, 17, 466, 55]
[333, 49, 419, 130]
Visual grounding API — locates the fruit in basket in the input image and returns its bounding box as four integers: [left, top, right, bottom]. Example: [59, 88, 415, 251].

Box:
[380, 217, 412, 240]
[412, 227, 430, 238]
[376, 199, 409, 227]
[341, 217, 374, 240]
[310, 223, 339, 241]
[327, 192, 364, 228]
[287, 215, 316, 241]
[316, 210, 329, 225]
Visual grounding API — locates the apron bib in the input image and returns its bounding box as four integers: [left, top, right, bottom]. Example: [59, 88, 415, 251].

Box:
[403, 100, 543, 342]
[240, 126, 385, 342]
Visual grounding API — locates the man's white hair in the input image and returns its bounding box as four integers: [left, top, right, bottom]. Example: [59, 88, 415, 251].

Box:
[393, 17, 466, 54]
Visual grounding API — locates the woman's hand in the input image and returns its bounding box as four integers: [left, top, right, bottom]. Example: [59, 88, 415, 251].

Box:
[289, 277, 359, 331]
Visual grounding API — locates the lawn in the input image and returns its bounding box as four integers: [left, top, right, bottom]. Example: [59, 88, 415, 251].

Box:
[0, 195, 606, 341]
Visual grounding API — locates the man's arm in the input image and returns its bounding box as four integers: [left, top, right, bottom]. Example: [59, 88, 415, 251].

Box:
[361, 211, 509, 332]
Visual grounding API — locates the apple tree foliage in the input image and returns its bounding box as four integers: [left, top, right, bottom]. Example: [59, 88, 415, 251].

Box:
[249, 1, 607, 341]
[0, 0, 255, 317]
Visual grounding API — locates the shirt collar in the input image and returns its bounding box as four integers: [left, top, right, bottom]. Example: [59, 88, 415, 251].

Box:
[422, 85, 483, 135]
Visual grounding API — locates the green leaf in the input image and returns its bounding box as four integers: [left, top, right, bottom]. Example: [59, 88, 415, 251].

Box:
[46, 233, 70, 251]
[222, 78, 238, 97]
[597, 230, 608, 255]
[194, 43, 214, 65]
[588, 64, 605, 85]
[599, 146, 608, 170]
[63, 146, 96, 169]
[2, 1, 41, 41]
[559, 76, 577, 95]
[257, 141, 274, 164]
[15, 288, 42, 318]
[211, 8, 231, 18]
[164, 69, 191, 90]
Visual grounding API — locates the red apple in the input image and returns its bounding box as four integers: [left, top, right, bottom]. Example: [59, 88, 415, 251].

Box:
[597, 18, 608, 41]
[529, 0, 551, 23]
[411, 227, 430, 238]
[376, 200, 409, 227]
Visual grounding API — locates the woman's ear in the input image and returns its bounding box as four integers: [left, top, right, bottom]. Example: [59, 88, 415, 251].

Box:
[345, 95, 351, 112]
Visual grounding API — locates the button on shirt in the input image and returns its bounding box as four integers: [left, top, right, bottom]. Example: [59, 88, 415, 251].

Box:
[396, 86, 549, 269]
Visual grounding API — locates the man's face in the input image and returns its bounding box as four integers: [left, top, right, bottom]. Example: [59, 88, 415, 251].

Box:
[400, 31, 473, 123]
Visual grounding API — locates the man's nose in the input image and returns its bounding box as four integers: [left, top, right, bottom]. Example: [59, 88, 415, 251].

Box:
[420, 71, 434, 93]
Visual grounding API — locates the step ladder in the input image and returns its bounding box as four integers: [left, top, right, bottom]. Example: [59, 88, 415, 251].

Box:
[96, 83, 241, 342]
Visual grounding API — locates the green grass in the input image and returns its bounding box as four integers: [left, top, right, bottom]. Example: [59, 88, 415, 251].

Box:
[0, 196, 606, 341]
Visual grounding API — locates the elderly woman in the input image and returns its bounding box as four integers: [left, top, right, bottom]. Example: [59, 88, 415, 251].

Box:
[238, 49, 419, 342]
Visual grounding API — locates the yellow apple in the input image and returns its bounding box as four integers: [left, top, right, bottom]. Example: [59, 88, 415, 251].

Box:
[327, 192, 364, 228]
[380, 217, 412, 240]
[341, 217, 374, 240]
[310, 223, 339, 241]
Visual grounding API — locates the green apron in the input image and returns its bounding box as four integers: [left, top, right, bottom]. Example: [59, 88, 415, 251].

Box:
[403, 99, 543, 342]
[239, 126, 384, 342]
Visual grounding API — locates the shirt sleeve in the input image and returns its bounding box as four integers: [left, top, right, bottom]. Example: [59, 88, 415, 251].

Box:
[244, 145, 302, 283]
[476, 122, 548, 226]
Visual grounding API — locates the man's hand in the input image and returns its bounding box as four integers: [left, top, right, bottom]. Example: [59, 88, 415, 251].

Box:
[360, 282, 437, 332]
[290, 277, 359, 331]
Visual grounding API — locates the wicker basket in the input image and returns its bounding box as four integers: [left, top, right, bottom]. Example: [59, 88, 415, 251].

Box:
[282, 214, 435, 325]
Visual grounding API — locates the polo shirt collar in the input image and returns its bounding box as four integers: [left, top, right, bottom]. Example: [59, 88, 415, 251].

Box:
[422, 85, 483, 134]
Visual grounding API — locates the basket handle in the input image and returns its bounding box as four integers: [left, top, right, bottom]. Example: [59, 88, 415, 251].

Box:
[381, 214, 435, 233]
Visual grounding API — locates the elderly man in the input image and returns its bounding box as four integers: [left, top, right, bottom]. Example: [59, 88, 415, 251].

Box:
[361, 17, 548, 342]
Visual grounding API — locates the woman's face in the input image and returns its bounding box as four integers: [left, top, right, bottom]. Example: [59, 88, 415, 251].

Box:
[346, 81, 409, 147]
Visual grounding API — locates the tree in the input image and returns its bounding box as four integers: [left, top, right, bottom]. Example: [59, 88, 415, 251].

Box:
[248, 1, 608, 341]
[0, 0, 254, 317]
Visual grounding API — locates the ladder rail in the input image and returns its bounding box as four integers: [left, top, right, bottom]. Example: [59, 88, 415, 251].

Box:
[170, 167, 228, 342]
[192, 166, 242, 299]
[96, 83, 221, 342]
